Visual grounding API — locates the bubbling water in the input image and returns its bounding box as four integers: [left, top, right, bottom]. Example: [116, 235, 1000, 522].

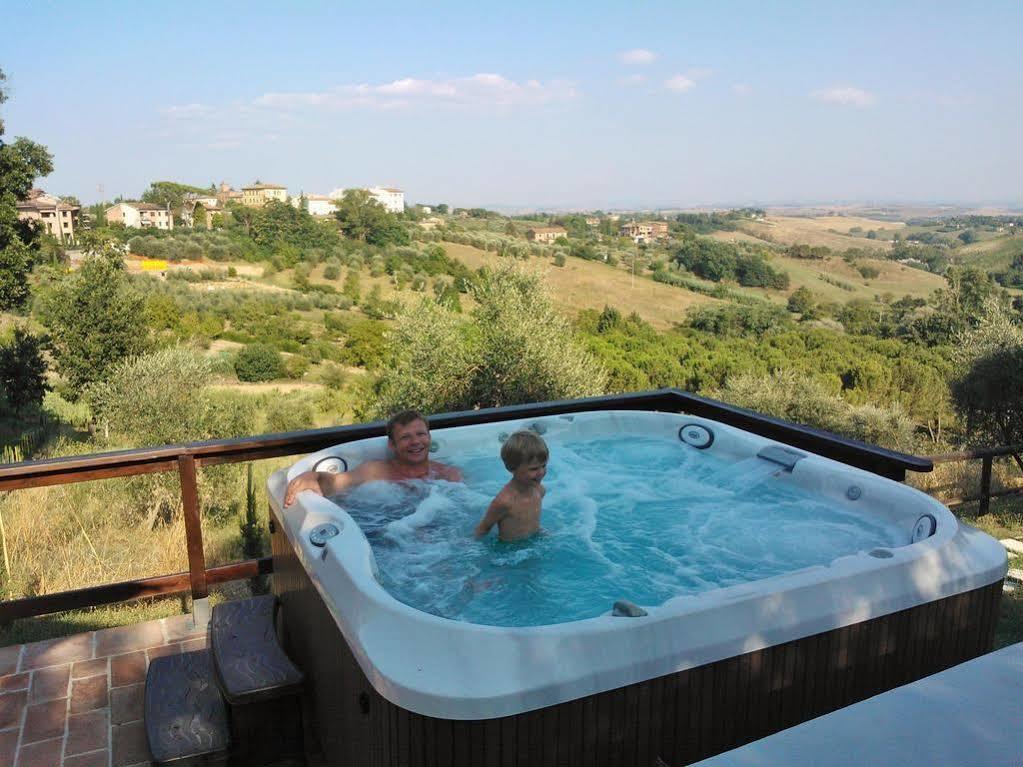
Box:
[332, 436, 903, 627]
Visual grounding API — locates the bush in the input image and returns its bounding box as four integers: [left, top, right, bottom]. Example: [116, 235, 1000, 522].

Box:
[718, 370, 915, 451]
[284, 354, 310, 380]
[264, 395, 315, 433]
[86, 348, 255, 521]
[375, 264, 606, 415]
[234, 344, 285, 382]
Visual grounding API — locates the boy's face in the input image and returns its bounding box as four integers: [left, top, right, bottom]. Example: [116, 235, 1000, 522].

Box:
[512, 459, 547, 485]
[389, 418, 431, 465]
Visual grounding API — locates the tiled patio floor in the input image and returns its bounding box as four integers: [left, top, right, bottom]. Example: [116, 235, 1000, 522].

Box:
[0, 614, 207, 767]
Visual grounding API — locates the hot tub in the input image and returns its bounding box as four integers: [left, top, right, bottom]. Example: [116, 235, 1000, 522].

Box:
[267, 409, 1006, 766]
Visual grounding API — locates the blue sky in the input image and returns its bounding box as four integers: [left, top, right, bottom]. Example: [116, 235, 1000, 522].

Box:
[4, 1, 1021, 208]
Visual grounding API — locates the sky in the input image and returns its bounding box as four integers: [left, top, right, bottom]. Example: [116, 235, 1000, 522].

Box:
[3, 1, 1022, 209]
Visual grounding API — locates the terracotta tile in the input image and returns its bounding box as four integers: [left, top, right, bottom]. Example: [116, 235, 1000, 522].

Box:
[72, 658, 107, 679]
[112, 721, 150, 767]
[95, 622, 164, 657]
[21, 633, 92, 671]
[64, 750, 109, 767]
[21, 698, 66, 744]
[145, 644, 179, 662]
[70, 674, 107, 714]
[28, 664, 69, 703]
[110, 683, 144, 725]
[0, 729, 17, 767]
[0, 648, 19, 678]
[110, 652, 146, 688]
[0, 674, 28, 694]
[162, 613, 205, 643]
[14, 736, 63, 767]
[179, 637, 206, 654]
[0, 691, 27, 731]
[66, 709, 109, 755]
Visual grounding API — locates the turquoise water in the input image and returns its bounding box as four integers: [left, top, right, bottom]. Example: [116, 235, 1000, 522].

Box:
[333, 436, 903, 627]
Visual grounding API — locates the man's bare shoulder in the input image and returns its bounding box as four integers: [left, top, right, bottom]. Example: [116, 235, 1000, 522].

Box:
[354, 460, 394, 480]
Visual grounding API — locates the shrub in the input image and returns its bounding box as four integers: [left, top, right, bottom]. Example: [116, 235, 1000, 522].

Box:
[375, 264, 606, 415]
[264, 395, 315, 434]
[284, 354, 310, 380]
[86, 348, 255, 521]
[234, 344, 284, 382]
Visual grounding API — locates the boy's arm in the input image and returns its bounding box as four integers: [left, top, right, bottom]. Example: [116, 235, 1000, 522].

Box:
[474, 498, 507, 538]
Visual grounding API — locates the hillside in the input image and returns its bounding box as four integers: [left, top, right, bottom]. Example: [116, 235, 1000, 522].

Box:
[440, 242, 720, 329]
[733, 215, 902, 251]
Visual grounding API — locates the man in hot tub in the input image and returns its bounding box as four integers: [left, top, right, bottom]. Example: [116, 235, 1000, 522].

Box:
[283, 410, 463, 506]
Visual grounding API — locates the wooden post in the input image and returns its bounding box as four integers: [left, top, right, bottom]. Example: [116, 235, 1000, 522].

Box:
[177, 455, 208, 602]
[979, 455, 993, 516]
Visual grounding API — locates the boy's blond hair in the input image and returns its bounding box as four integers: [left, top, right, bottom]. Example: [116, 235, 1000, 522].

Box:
[501, 430, 549, 471]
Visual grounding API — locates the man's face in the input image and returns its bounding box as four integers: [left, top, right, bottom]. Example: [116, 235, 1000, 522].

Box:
[389, 419, 431, 465]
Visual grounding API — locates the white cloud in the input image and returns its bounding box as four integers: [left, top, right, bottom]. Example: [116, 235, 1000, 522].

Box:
[619, 49, 658, 65]
[251, 74, 576, 111]
[811, 86, 875, 108]
[732, 83, 752, 96]
[664, 75, 696, 93]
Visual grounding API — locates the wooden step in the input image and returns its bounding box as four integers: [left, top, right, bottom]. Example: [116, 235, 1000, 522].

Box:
[210, 594, 304, 705]
[145, 650, 231, 766]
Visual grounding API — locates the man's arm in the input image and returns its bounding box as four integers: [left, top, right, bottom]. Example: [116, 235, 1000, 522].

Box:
[283, 464, 376, 507]
[473, 498, 507, 538]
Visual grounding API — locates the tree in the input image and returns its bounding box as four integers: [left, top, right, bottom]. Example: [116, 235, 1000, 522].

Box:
[375, 264, 606, 415]
[234, 344, 284, 382]
[141, 181, 210, 210]
[0, 68, 55, 310]
[0, 325, 48, 416]
[951, 305, 1023, 456]
[334, 189, 409, 246]
[40, 239, 150, 397]
[787, 286, 818, 318]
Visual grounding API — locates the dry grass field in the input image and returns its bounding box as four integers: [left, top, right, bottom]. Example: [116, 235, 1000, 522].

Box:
[441, 242, 720, 329]
[739, 215, 904, 251]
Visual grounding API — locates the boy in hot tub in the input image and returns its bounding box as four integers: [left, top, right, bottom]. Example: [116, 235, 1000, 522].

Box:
[283, 410, 462, 506]
[474, 430, 548, 542]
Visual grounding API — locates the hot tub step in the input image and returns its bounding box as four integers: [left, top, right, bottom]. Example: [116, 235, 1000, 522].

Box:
[144, 650, 231, 766]
[210, 594, 304, 705]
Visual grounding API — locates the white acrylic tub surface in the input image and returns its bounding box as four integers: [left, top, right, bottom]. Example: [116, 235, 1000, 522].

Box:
[266, 411, 1007, 720]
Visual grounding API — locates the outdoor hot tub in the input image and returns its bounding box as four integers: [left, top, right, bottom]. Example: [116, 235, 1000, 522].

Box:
[267, 403, 1006, 767]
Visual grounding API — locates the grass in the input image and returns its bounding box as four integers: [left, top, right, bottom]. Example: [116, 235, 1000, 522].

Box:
[959, 234, 1023, 272]
[738, 215, 901, 251]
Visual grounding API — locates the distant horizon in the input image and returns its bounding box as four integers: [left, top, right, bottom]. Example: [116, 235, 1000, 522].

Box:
[5, 1, 1021, 208]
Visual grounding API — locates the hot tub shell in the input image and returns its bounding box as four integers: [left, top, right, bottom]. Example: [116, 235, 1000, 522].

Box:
[267, 409, 1006, 766]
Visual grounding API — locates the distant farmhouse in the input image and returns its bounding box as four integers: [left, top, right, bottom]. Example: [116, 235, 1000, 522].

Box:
[526, 226, 567, 244]
[242, 182, 288, 208]
[620, 220, 669, 244]
[105, 202, 173, 230]
[330, 186, 405, 214]
[16, 189, 79, 244]
[291, 194, 336, 217]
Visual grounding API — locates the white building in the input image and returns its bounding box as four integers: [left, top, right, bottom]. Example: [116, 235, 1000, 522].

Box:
[104, 202, 174, 230]
[290, 194, 337, 217]
[329, 186, 405, 214]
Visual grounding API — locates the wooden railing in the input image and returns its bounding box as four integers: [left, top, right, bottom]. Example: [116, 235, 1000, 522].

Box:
[926, 444, 1023, 515]
[0, 389, 934, 623]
